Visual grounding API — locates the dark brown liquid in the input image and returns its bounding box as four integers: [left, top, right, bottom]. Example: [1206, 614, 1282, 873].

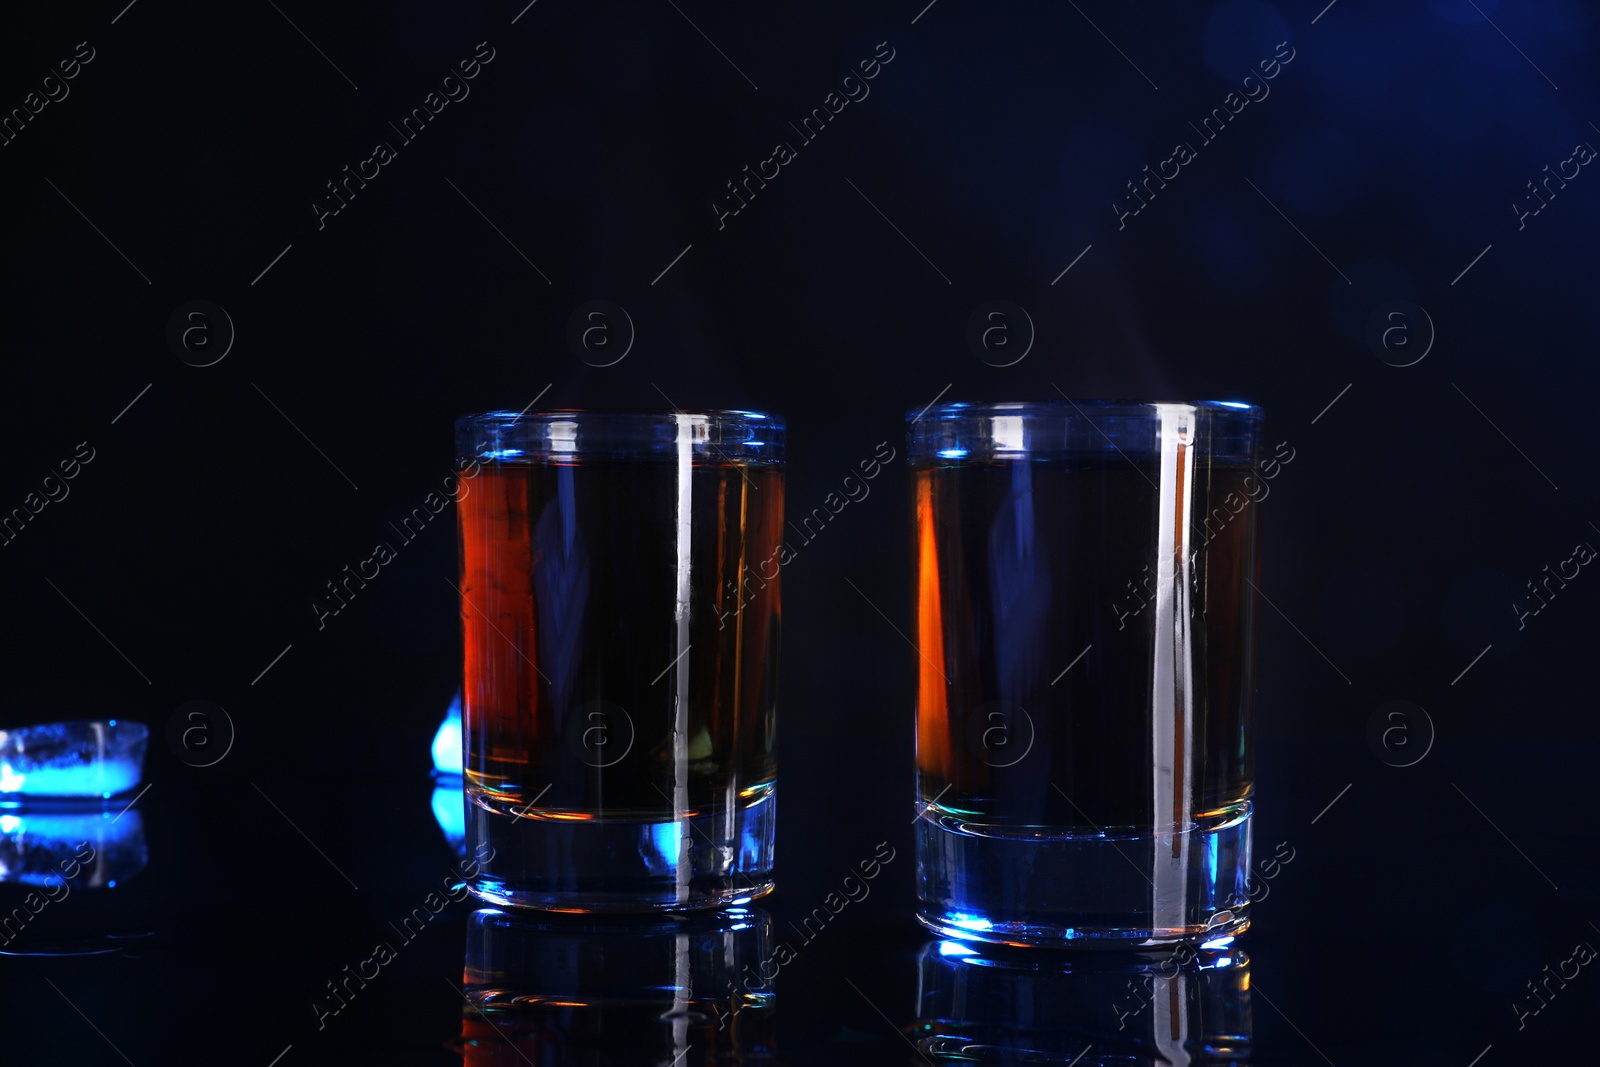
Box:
[913, 457, 1258, 831]
[458, 460, 782, 818]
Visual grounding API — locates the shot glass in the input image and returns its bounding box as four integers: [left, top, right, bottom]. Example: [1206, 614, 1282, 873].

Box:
[908, 400, 1264, 946]
[455, 409, 783, 911]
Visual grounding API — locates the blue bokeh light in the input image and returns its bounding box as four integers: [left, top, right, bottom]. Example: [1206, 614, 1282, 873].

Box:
[1200, 0, 1292, 84]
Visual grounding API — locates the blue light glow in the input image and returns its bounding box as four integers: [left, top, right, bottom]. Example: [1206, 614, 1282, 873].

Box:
[651, 820, 682, 862]
[937, 448, 969, 459]
[482, 448, 526, 460]
[1202, 828, 1221, 903]
[937, 940, 977, 957]
[944, 913, 995, 932]
[1200, 935, 1235, 950]
[1217, 401, 1252, 409]
[0, 763, 141, 797]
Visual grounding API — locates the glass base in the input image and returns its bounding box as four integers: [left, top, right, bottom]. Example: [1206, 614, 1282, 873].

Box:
[467, 788, 775, 913]
[915, 801, 1251, 947]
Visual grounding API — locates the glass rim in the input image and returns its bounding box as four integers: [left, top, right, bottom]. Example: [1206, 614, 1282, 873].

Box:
[460, 406, 783, 425]
[905, 398, 1263, 422]
[906, 397, 1263, 463]
[455, 407, 785, 464]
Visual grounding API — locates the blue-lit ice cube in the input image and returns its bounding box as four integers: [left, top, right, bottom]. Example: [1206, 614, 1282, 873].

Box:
[432, 692, 462, 776]
[0, 721, 148, 799]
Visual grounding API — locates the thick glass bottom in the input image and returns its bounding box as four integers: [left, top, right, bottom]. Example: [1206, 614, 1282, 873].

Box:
[467, 788, 775, 912]
[915, 801, 1251, 947]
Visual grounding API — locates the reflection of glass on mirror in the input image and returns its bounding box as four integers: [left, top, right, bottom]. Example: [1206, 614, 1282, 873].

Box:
[909, 937, 1251, 1065]
[458, 906, 776, 1065]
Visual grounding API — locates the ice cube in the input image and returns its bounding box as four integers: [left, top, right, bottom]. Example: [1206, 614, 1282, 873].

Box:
[0, 721, 148, 799]
[432, 692, 463, 775]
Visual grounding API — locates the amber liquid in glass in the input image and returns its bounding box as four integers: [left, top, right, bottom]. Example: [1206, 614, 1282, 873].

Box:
[912, 457, 1257, 833]
[459, 459, 782, 816]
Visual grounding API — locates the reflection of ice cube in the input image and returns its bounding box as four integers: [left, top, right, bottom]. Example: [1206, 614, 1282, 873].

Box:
[0, 809, 148, 889]
[0, 721, 148, 799]
[432, 776, 465, 858]
[432, 692, 462, 775]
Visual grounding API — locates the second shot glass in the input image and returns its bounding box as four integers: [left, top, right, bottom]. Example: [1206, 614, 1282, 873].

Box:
[908, 400, 1265, 947]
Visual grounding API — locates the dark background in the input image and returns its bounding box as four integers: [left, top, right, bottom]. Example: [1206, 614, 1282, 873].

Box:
[1, 0, 1597, 1063]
